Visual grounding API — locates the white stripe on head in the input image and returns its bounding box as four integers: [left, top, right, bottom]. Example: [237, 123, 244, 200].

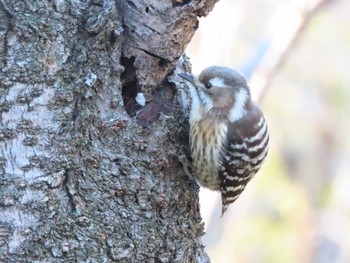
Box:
[228, 88, 248, 123]
[188, 82, 213, 122]
[210, 77, 226, 88]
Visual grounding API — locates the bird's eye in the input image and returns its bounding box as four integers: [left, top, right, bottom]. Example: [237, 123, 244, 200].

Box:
[205, 82, 213, 89]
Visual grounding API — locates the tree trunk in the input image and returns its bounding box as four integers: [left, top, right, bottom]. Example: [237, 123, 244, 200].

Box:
[0, 0, 218, 262]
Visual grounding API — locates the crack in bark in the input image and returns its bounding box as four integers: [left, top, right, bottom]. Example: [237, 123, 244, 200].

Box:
[72, 94, 83, 123]
[137, 47, 171, 66]
[172, 0, 192, 7]
[0, 0, 14, 17]
[126, 0, 138, 10]
[0, 2, 11, 69]
[62, 170, 77, 212]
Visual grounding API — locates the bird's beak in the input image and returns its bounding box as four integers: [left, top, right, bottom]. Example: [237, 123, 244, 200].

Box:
[178, 73, 195, 84]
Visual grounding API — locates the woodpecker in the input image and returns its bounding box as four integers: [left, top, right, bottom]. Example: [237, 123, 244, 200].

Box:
[179, 66, 269, 215]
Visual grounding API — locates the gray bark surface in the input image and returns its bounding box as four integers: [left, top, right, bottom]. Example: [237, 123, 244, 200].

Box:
[0, 0, 218, 262]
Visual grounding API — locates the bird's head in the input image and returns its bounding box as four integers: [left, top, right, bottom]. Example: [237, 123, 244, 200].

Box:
[179, 66, 251, 121]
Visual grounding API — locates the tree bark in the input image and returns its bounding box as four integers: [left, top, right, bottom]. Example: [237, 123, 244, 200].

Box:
[0, 0, 218, 262]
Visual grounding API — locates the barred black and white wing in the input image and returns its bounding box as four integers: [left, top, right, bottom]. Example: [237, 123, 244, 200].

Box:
[219, 103, 269, 215]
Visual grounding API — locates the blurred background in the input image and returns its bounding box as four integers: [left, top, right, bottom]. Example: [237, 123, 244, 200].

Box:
[185, 0, 350, 262]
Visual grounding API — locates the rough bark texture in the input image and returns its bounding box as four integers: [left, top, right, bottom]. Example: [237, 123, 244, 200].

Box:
[0, 0, 218, 262]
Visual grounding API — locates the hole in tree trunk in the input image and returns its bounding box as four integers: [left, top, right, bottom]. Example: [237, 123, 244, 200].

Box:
[121, 56, 142, 117]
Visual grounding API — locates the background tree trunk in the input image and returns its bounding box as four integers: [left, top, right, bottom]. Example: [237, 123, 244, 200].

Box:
[0, 0, 218, 261]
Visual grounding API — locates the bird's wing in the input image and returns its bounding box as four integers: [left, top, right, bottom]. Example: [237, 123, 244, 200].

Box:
[219, 103, 268, 215]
